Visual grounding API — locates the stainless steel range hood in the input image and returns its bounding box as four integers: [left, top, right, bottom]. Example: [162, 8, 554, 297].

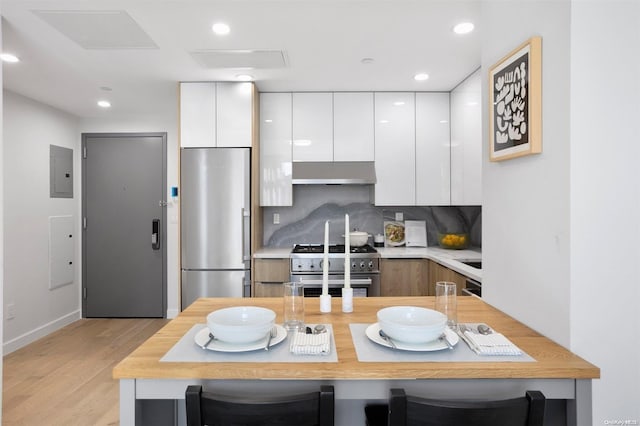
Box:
[292, 162, 376, 185]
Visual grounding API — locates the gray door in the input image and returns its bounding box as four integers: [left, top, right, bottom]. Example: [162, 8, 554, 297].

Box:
[82, 133, 166, 317]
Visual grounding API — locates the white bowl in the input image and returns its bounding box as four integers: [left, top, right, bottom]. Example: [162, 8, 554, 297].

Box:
[207, 306, 276, 344]
[377, 306, 447, 344]
[344, 231, 371, 247]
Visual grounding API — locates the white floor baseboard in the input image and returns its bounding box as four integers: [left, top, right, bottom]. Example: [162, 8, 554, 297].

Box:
[3, 310, 81, 355]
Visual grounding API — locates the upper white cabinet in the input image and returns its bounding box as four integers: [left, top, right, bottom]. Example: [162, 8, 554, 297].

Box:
[450, 70, 482, 205]
[260, 93, 293, 206]
[180, 82, 252, 148]
[333, 93, 374, 162]
[216, 82, 252, 147]
[416, 93, 451, 206]
[180, 82, 216, 147]
[374, 93, 416, 206]
[292, 93, 333, 161]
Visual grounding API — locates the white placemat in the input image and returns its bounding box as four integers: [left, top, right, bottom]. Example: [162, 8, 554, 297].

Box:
[161, 324, 338, 363]
[349, 323, 534, 363]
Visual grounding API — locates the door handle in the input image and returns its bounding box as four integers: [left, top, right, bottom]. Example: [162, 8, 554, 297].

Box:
[152, 219, 161, 250]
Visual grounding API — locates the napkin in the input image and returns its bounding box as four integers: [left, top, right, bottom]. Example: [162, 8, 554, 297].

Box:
[463, 331, 523, 356]
[290, 331, 331, 355]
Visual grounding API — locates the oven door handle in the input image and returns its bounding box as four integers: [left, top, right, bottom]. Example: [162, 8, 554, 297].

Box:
[295, 278, 372, 286]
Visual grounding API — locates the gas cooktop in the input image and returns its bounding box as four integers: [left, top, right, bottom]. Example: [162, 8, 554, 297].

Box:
[291, 244, 378, 255]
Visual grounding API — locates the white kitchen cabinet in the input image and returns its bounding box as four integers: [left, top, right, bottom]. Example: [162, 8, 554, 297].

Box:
[292, 93, 333, 162]
[180, 82, 216, 147]
[216, 82, 252, 147]
[374, 93, 416, 205]
[180, 82, 253, 148]
[333, 93, 374, 162]
[260, 93, 293, 206]
[416, 92, 451, 206]
[450, 70, 482, 205]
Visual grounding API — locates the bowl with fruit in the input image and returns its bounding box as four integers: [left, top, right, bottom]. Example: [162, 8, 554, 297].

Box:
[437, 232, 469, 250]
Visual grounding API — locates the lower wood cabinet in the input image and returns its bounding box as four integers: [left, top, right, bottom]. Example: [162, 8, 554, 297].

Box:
[380, 259, 429, 296]
[428, 260, 465, 296]
[253, 258, 290, 297]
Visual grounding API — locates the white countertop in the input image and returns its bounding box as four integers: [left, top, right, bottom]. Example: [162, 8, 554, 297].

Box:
[253, 246, 482, 282]
[252, 247, 293, 258]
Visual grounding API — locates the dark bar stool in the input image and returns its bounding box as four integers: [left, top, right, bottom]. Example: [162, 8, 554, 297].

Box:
[366, 388, 545, 426]
[186, 385, 334, 426]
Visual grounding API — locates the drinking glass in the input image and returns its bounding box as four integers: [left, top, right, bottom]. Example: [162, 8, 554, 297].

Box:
[435, 281, 457, 329]
[283, 282, 305, 331]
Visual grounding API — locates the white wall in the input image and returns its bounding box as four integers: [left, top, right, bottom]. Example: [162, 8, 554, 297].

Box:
[569, 2, 640, 424]
[2, 90, 81, 353]
[481, 1, 572, 344]
[80, 105, 179, 318]
[482, 0, 640, 423]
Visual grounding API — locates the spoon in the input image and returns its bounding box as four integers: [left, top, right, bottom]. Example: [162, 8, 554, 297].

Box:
[202, 332, 215, 349]
[314, 324, 326, 334]
[477, 324, 492, 335]
[378, 329, 397, 349]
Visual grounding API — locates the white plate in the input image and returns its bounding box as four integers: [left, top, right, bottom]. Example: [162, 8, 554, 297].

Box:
[195, 324, 287, 352]
[384, 221, 406, 246]
[365, 323, 459, 351]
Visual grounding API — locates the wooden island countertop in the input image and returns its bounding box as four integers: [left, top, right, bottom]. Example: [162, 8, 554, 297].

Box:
[113, 296, 598, 381]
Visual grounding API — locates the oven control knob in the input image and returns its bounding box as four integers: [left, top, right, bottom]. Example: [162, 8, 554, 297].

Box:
[368, 261, 374, 269]
[359, 261, 366, 269]
[352, 262, 357, 270]
[309, 263, 315, 269]
[320, 260, 330, 269]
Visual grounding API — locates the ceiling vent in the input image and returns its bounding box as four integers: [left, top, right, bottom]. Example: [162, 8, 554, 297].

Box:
[32, 10, 158, 49]
[190, 50, 287, 69]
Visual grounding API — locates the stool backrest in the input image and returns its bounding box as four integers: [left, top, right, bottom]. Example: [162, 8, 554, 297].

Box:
[185, 385, 334, 426]
[389, 389, 545, 426]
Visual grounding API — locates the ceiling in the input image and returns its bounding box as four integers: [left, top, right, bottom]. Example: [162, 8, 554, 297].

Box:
[1, 0, 481, 119]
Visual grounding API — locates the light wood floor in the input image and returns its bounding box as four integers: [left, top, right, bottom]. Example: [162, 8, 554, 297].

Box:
[3, 318, 168, 426]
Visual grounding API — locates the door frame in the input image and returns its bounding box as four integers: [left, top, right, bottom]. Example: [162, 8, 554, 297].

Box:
[81, 132, 167, 318]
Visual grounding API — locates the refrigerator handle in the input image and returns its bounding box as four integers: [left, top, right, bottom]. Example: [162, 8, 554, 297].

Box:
[243, 272, 251, 297]
[151, 219, 161, 250]
[242, 208, 250, 262]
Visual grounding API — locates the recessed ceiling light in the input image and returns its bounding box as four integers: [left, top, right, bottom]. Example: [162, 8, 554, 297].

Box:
[235, 74, 254, 82]
[100, 86, 112, 92]
[414, 73, 429, 81]
[1, 53, 20, 63]
[97, 100, 111, 108]
[212, 22, 230, 36]
[379, 120, 389, 124]
[361, 57, 375, 65]
[393, 101, 405, 106]
[264, 119, 273, 123]
[453, 22, 475, 34]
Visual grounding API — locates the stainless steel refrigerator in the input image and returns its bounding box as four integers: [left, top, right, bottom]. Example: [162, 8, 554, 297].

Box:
[181, 148, 251, 309]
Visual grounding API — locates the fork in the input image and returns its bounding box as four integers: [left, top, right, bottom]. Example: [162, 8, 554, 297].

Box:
[264, 327, 277, 351]
[439, 332, 454, 350]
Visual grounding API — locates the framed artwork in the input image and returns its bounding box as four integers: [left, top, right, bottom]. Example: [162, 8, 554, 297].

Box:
[489, 36, 542, 161]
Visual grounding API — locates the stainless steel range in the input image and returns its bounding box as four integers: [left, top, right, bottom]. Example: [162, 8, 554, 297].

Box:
[290, 244, 380, 297]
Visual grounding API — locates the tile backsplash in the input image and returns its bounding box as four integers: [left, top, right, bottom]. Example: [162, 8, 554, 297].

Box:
[262, 185, 481, 248]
